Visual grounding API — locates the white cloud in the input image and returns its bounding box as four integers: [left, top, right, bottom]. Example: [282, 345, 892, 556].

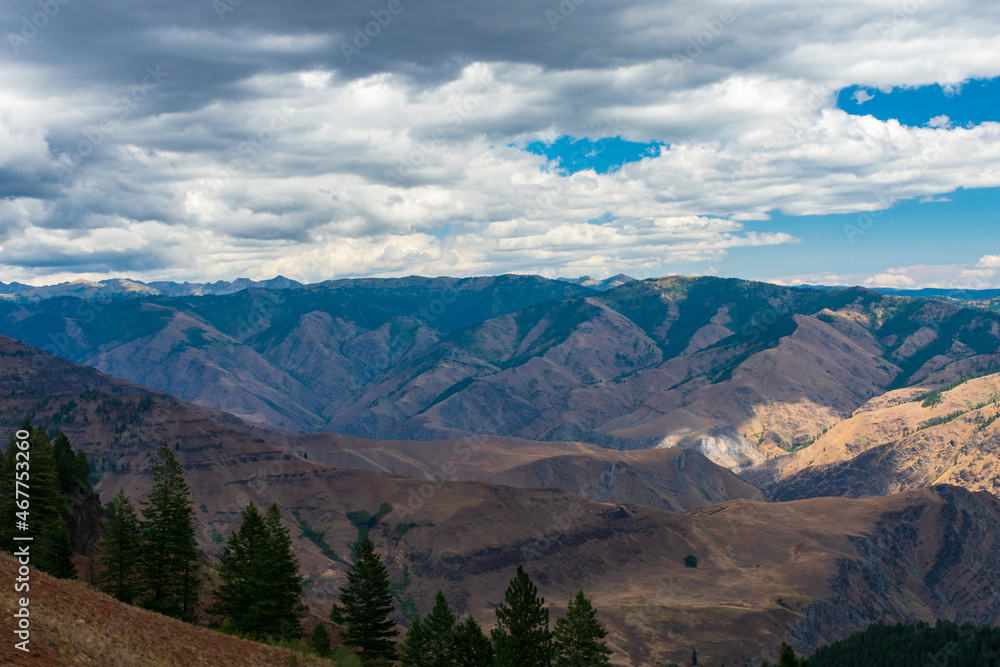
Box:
[852, 89, 873, 104]
[978, 254, 1000, 268]
[1, 0, 999, 282]
[864, 272, 917, 288]
[927, 114, 952, 128]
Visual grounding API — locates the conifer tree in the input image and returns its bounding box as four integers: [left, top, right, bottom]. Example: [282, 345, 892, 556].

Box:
[44, 515, 78, 579]
[424, 590, 457, 665]
[491, 566, 553, 667]
[329, 532, 399, 662]
[0, 433, 20, 550]
[25, 426, 77, 578]
[309, 622, 332, 658]
[211, 502, 304, 638]
[259, 503, 304, 639]
[454, 615, 494, 667]
[96, 489, 143, 603]
[402, 616, 429, 667]
[52, 432, 77, 495]
[140, 444, 200, 620]
[553, 590, 612, 667]
[211, 501, 268, 633]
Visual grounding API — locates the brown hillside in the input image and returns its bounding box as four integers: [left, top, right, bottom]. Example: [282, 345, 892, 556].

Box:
[0, 553, 327, 666]
[747, 372, 1000, 500]
[3, 335, 1000, 665]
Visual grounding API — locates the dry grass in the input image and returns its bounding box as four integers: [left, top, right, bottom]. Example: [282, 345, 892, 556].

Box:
[0, 553, 334, 666]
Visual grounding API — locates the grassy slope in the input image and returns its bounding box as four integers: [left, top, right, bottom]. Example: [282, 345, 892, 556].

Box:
[0, 553, 332, 667]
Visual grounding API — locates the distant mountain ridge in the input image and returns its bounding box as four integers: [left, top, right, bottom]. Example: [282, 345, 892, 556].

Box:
[0, 275, 303, 301]
[3, 275, 1000, 474]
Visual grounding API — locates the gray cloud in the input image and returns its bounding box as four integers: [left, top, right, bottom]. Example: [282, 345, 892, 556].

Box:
[0, 0, 998, 284]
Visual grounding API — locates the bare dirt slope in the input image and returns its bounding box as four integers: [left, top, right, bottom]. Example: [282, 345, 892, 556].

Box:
[0, 553, 327, 666]
[746, 372, 1000, 500]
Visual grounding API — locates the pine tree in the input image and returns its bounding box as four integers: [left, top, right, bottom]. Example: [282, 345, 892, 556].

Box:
[762, 643, 810, 667]
[36, 516, 76, 579]
[691, 647, 697, 665]
[309, 622, 332, 658]
[402, 616, 429, 667]
[491, 566, 553, 667]
[26, 426, 77, 579]
[96, 489, 143, 603]
[211, 501, 268, 634]
[0, 432, 20, 550]
[423, 590, 457, 665]
[454, 615, 494, 667]
[259, 503, 304, 639]
[75, 449, 93, 491]
[52, 432, 77, 495]
[553, 590, 612, 667]
[211, 502, 304, 638]
[329, 532, 399, 662]
[140, 444, 200, 620]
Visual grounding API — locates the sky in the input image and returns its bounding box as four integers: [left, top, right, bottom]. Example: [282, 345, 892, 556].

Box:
[0, 0, 998, 288]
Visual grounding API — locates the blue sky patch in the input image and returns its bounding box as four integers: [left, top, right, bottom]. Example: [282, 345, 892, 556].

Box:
[525, 135, 665, 174]
[837, 77, 1000, 128]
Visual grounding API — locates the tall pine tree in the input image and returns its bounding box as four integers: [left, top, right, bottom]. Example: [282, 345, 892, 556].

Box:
[423, 590, 457, 666]
[401, 616, 429, 667]
[259, 503, 304, 639]
[553, 590, 612, 667]
[454, 615, 494, 667]
[329, 532, 399, 663]
[210, 501, 268, 634]
[491, 566, 553, 667]
[23, 425, 76, 578]
[140, 444, 200, 620]
[211, 502, 304, 638]
[96, 490, 143, 603]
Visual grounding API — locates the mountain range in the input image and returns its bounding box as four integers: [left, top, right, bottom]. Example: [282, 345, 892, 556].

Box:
[3, 332, 1000, 665]
[3, 275, 1000, 462]
[3, 274, 1000, 664]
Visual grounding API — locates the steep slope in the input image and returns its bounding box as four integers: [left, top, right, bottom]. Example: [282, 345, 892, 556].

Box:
[2, 335, 1000, 666]
[4, 276, 1000, 462]
[321, 278, 1000, 465]
[746, 372, 1000, 501]
[0, 274, 593, 431]
[0, 553, 329, 666]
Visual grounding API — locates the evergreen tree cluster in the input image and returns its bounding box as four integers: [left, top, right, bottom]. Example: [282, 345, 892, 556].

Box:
[807, 620, 1000, 667]
[1, 423, 93, 579]
[97, 444, 304, 636]
[96, 443, 201, 620]
[209, 501, 304, 639]
[761, 643, 810, 667]
[331, 537, 613, 667]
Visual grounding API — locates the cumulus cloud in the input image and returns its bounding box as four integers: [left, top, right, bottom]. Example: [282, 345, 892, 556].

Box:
[0, 0, 998, 283]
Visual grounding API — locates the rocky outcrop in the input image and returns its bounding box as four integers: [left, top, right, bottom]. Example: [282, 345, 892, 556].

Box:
[787, 486, 1000, 655]
[668, 423, 764, 473]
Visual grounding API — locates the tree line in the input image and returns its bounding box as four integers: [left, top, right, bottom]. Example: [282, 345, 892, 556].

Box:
[85, 439, 613, 665]
[96, 442, 304, 633]
[1, 423, 93, 579]
[329, 532, 612, 666]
